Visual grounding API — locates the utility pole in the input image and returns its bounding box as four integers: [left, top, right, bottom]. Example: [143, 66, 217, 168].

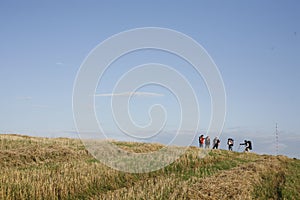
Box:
[275, 123, 279, 156]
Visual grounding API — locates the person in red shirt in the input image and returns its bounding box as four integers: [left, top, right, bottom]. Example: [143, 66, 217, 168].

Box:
[199, 134, 205, 148]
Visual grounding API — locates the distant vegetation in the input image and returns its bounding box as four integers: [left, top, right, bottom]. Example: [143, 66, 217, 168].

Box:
[0, 134, 299, 199]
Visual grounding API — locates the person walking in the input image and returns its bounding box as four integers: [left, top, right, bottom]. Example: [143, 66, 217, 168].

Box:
[212, 137, 220, 149]
[199, 135, 205, 148]
[227, 138, 234, 151]
[205, 136, 210, 149]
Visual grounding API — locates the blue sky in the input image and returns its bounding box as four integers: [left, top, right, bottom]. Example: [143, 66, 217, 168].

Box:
[0, 1, 299, 158]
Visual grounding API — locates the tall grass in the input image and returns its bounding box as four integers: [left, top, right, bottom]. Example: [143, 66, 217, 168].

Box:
[0, 134, 299, 199]
[253, 156, 300, 200]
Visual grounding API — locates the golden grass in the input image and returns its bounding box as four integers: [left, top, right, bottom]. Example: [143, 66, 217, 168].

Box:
[0, 134, 298, 199]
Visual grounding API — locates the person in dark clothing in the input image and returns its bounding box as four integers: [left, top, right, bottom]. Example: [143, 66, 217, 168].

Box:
[240, 140, 252, 152]
[212, 137, 220, 149]
[227, 138, 234, 151]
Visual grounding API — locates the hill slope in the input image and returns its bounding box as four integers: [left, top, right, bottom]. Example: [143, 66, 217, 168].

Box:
[0, 134, 299, 199]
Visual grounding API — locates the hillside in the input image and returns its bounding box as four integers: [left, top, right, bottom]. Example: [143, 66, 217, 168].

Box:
[0, 134, 299, 199]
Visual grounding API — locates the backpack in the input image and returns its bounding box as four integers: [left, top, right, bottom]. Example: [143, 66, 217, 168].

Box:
[227, 138, 234, 145]
[247, 141, 252, 150]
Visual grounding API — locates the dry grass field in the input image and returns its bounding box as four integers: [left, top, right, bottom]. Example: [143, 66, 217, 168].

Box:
[0, 134, 299, 199]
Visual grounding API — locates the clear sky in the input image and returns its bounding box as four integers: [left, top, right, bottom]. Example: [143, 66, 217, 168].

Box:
[0, 1, 299, 158]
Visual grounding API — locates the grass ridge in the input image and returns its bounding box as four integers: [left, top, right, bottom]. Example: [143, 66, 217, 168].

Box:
[0, 134, 298, 199]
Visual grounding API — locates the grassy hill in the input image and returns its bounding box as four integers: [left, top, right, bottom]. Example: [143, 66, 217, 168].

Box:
[0, 134, 299, 199]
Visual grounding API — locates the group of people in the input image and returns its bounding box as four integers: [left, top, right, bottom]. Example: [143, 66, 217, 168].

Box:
[198, 135, 252, 152]
[198, 135, 220, 149]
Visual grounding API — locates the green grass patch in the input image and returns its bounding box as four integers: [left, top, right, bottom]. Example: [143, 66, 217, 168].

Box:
[253, 157, 300, 199]
[281, 158, 300, 199]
